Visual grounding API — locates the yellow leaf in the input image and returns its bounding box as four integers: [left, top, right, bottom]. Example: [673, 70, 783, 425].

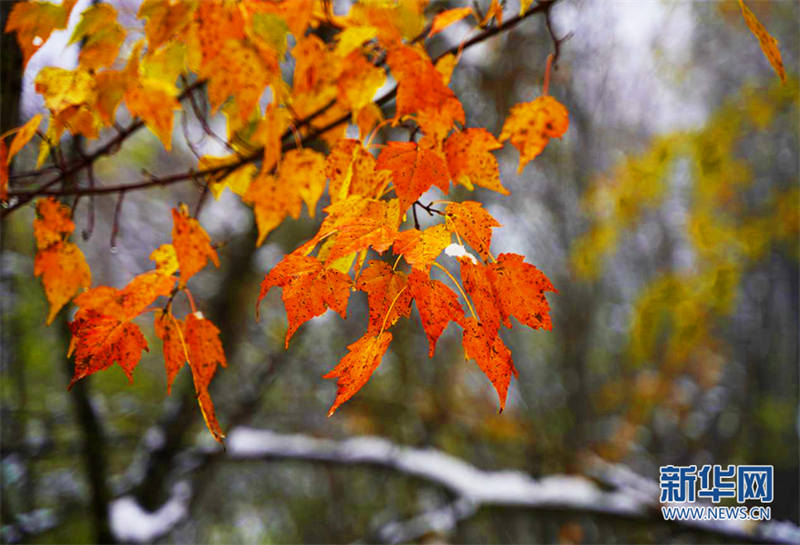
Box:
[124, 80, 179, 150]
[198, 156, 256, 200]
[334, 25, 377, 57]
[150, 244, 179, 276]
[738, 0, 786, 83]
[500, 95, 569, 172]
[6, 114, 42, 165]
[429, 7, 473, 38]
[69, 3, 125, 70]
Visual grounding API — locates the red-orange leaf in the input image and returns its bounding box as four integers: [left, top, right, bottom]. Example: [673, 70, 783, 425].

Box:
[408, 269, 464, 357]
[185, 313, 226, 442]
[323, 331, 392, 416]
[500, 95, 569, 172]
[172, 206, 219, 287]
[258, 254, 352, 348]
[68, 309, 148, 388]
[444, 128, 508, 195]
[376, 137, 449, 212]
[462, 317, 517, 412]
[445, 201, 500, 261]
[387, 45, 465, 140]
[393, 224, 451, 273]
[487, 253, 557, 330]
[460, 259, 503, 334]
[356, 260, 412, 334]
[155, 311, 187, 394]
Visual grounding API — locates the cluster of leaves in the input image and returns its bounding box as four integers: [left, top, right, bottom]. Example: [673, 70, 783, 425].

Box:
[3, 0, 570, 440]
[1, 0, 785, 441]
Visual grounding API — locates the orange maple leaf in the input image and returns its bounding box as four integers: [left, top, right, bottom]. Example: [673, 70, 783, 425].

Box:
[445, 201, 501, 261]
[185, 312, 227, 442]
[356, 260, 413, 334]
[387, 45, 465, 140]
[313, 197, 401, 263]
[68, 270, 175, 387]
[323, 331, 393, 416]
[172, 206, 219, 287]
[460, 258, 504, 334]
[155, 310, 187, 394]
[429, 7, 474, 38]
[32, 198, 91, 324]
[5, 0, 78, 66]
[462, 317, 517, 412]
[35, 242, 91, 325]
[407, 269, 464, 357]
[393, 224, 451, 273]
[500, 95, 569, 172]
[258, 254, 352, 348]
[68, 309, 149, 388]
[487, 253, 557, 330]
[376, 136, 450, 212]
[326, 139, 388, 203]
[445, 128, 509, 195]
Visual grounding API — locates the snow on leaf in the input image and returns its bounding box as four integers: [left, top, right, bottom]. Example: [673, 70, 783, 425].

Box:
[393, 224, 451, 273]
[445, 128, 508, 195]
[429, 7, 474, 37]
[258, 254, 352, 348]
[185, 313, 227, 442]
[5, 0, 77, 66]
[500, 95, 568, 172]
[376, 136, 450, 212]
[154, 310, 187, 394]
[356, 260, 413, 334]
[461, 317, 517, 412]
[35, 242, 91, 325]
[323, 331, 393, 416]
[738, 0, 786, 83]
[408, 269, 464, 357]
[445, 201, 500, 261]
[171, 206, 219, 288]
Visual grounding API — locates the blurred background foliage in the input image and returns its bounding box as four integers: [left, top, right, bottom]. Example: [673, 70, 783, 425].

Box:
[1, 0, 798, 543]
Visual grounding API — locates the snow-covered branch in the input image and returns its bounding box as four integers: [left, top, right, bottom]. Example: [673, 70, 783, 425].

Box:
[107, 428, 800, 544]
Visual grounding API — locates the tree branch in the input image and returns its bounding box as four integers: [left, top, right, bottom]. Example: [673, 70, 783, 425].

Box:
[106, 427, 800, 544]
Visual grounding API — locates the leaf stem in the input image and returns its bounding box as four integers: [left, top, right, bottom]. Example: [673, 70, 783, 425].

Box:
[431, 261, 476, 320]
